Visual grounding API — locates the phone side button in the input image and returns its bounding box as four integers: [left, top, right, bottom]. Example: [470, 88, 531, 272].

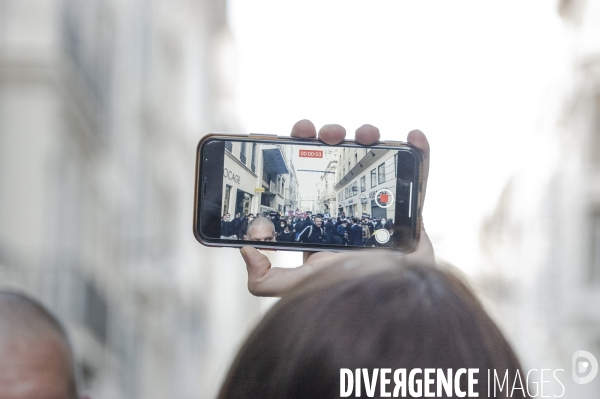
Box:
[250, 133, 277, 137]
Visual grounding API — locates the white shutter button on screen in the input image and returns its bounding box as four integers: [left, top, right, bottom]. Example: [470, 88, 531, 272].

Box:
[374, 229, 390, 244]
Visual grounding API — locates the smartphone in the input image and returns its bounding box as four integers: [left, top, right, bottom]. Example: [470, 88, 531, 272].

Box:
[193, 133, 424, 253]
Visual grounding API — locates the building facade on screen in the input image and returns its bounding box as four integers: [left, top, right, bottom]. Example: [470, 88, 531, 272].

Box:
[333, 148, 399, 220]
[222, 142, 300, 217]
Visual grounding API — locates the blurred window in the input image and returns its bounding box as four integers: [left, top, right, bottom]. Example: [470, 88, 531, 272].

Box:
[370, 169, 376, 187]
[394, 153, 398, 177]
[251, 143, 257, 172]
[594, 94, 600, 163]
[225, 141, 233, 152]
[84, 281, 107, 344]
[360, 176, 366, 192]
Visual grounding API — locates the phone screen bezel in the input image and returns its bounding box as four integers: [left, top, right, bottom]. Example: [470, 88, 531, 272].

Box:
[193, 134, 423, 253]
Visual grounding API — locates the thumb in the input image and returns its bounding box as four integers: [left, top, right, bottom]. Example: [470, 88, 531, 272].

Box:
[240, 246, 272, 294]
[409, 222, 435, 266]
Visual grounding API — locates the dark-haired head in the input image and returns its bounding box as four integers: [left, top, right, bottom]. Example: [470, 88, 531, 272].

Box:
[0, 290, 78, 399]
[219, 259, 527, 399]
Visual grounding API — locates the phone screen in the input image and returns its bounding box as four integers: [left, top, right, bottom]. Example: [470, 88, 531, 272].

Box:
[196, 137, 421, 251]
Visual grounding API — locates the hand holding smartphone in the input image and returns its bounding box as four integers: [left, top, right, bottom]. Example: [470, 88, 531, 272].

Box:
[194, 120, 434, 297]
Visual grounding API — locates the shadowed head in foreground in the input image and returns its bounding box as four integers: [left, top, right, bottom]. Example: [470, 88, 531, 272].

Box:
[0, 290, 78, 399]
[219, 259, 527, 399]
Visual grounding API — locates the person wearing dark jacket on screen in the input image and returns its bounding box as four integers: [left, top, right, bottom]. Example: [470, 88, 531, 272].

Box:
[239, 213, 254, 238]
[348, 217, 363, 246]
[276, 219, 286, 235]
[233, 213, 242, 234]
[220, 213, 237, 239]
[294, 216, 311, 241]
[323, 219, 340, 245]
[297, 216, 324, 244]
[336, 220, 348, 245]
[278, 225, 295, 242]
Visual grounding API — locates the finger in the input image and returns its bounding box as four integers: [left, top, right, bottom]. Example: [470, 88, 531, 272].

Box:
[406, 129, 430, 207]
[318, 124, 346, 145]
[246, 266, 315, 297]
[240, 246, 273, 295]
[303, 251, 316, 263]
[407, 225, 435, 266]
[291, 119, 317, 138]
[355, 124, 380, 145]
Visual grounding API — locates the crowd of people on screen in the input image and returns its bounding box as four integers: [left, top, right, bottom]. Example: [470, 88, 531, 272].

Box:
[220, 212, 395, 247]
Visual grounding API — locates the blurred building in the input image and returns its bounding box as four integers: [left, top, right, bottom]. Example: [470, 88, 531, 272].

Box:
[479, 1, 600, 397]
[0, 1, 263, 398]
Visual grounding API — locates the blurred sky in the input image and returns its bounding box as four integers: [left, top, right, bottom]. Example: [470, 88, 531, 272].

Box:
[229, 0, 569, 273]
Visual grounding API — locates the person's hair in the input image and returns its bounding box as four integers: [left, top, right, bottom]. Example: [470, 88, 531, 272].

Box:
[352, 217, 358, 224]
[384, 221, 394, 231]
[219, 262, 526, 399]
